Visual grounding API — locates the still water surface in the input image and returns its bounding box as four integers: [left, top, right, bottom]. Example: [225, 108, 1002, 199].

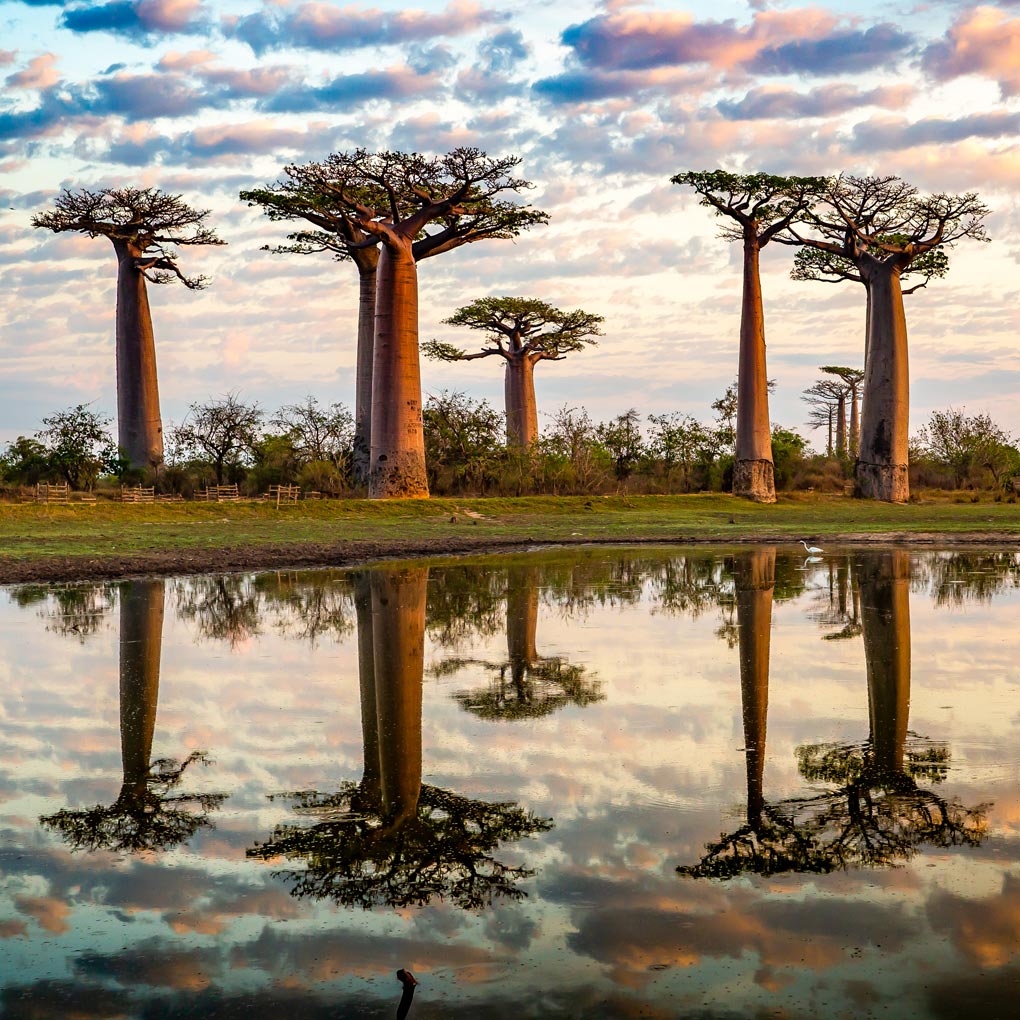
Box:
[1, 546, 1019, 1019]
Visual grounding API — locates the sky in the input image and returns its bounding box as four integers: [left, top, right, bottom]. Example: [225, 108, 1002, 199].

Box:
[1, 0, 1019, 449]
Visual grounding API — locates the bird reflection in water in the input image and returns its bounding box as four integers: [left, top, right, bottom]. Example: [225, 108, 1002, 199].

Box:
[248, 567, 552, 910]
[40, 579, 225, 853]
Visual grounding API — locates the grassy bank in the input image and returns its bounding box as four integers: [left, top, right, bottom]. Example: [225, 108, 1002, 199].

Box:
[1, 492, 1018, 583]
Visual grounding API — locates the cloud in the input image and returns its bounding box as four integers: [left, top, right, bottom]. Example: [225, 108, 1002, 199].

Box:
[262, 66, 441, 113]
[4, 53, 60, 90]
[718, 83, 914, 120]
[224, 0, 506, 56]
[61, 0, 210, 41]
[748, 23, 914, 75]
[849, 111, 1020, 153]
[924, 6, 1020, 96]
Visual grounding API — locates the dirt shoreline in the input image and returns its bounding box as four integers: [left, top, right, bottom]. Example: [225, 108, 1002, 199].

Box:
[2, 530, 1019, 585]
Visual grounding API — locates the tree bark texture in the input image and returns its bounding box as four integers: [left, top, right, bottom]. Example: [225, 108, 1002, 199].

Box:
[736, 547, 775, 829]
[856, 263, 909, 501]
[849, 386, 860, 458]
[504, 356, 539, 449]
[370, 567, 427, 825]
[115, 244, 164, 470]
[836, 394, 847, 456]
[734, 238, 775, 502]
[119, 579, 164, 793]
[860, 550, 911, 773]
[353, 264, 377, 488]
[369, 245, 429, 498]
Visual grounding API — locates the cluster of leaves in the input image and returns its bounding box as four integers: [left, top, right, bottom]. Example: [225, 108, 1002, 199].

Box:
[0, 403, 118, 490]
[911, 407, 1020, 491]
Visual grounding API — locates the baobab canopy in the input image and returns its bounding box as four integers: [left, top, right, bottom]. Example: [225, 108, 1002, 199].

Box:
[31, 187, 224, 472]
[423, 296, 603, 449]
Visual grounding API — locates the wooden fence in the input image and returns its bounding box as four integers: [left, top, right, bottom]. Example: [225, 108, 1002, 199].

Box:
[265, 483, 300, 507]
[34, 482, 70, 504]
[198, 484, 241, 502]
[121, 486, 155, 503]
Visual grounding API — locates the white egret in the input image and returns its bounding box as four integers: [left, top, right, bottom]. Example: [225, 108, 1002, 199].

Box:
[800, 540, 823, 554]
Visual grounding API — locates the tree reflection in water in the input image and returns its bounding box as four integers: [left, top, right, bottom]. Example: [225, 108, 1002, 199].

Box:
[437, 565, 603, 720]
[40, 579, 224, 853]
[680, 549, 988, 880]
[248, 567, 552, 909]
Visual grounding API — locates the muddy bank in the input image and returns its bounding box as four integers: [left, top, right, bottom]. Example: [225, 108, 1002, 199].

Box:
[2, 531, 1019, 585]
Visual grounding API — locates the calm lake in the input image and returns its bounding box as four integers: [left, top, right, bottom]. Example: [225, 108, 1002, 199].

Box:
[1, 546, 1018, 1019]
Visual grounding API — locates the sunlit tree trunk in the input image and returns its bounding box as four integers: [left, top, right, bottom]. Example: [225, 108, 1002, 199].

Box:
[857, 261, 909, 502]
[860, 550, 911, 773]
[370, 243, 428, 498]
[505, 356, 539, 449]
[370, 567, 428, 826]
[836, 392, 847, 456]
[353, 261, 378, 488]
[114, 242, 163, 471]
[118, 579, 164, 802]
[734, 236, 775, 502]
[736, 547, 775, 828]
[849, 382, 860, 458]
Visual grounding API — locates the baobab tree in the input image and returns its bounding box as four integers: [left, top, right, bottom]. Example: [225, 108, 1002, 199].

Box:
[422, 297, 603, 449]
[32, 188, 224, 472]
[671, 171, 825, 502]
[802, 378, 849, 457]
[820, 365, 865, 456]
[242, 149, 546, 494]
[782, 176, 989, 501]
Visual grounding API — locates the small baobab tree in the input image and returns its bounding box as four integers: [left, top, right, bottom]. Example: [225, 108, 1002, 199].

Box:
[32, 188, 225, 472]
[820, 365, 864, 456]
[244, 149, 547, 497]
[671, 171, 825, 502]
[422, 296, 603, 449]
[802, 380, 847, 457]
[782, 175, 989, 501]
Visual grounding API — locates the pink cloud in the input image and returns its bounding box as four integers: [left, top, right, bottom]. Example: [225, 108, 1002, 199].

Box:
[5, 53, 60, 91]
[924, 6, 1020, 96]
[138, 0, 206, 32]
[157, 49, 218, 71]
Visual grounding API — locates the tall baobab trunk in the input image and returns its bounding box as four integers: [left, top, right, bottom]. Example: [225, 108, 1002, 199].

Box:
[505, 356, 539, 449]
[114, 243, 164, 471]
[860, 550, 911, 772]
[370, 243, 429, 498]
[734, 236, 775, 502]
[118, 579, 164, 803]
[849, 383, 860, 458]
[735, 547, 775, 829]
[836, 392, 847, 456]
[857, 262, 909, 502]
[353, 260, 378, 488]
[370, 567, 427, 826]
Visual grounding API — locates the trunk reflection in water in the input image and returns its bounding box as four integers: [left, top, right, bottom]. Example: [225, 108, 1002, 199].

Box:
[40, 579, 225, 853]
[246, 566, 553, 909]
[680, 549, 987, 879]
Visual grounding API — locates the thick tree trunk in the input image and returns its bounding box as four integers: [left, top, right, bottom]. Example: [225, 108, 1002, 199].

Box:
[118, 579, 164, 798]
[370, 567, 427, 826]
[369, 243, 429, 498]
[857, 262, 909, 501]
[734, 237, 775, 502]
[836, 394, 847, 456]
[505, 356, 538, 449]
[860, 550, 910, 774]
[735, 547, 775, 830]
[353, 263, 377, 488]
[114, 244, 164, 471]
[849, 384, 860, 457]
